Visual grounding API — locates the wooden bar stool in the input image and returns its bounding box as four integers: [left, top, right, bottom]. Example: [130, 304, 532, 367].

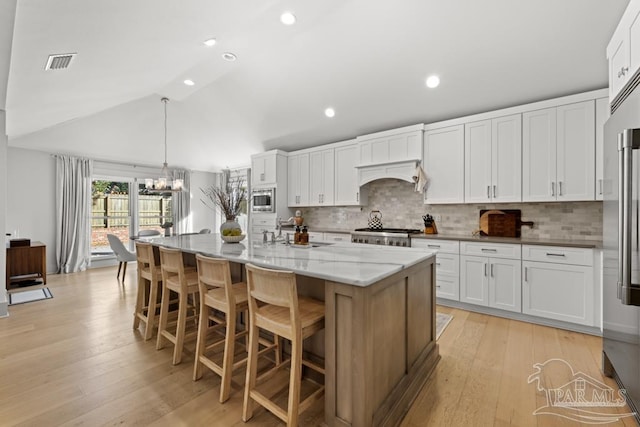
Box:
[242, 263, 325, 427]
[157, 247, 200, 365]
[192, 255, 274, 403]
[133, 241, 162, 340]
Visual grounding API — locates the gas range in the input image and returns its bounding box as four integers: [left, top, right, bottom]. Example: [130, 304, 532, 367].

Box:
[351, 228, 423, 247]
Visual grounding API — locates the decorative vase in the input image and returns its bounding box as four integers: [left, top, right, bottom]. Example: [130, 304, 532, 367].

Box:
[220, 218, 241, 236]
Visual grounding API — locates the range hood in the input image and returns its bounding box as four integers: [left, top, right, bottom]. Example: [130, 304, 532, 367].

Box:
[355, 159, 420, 186]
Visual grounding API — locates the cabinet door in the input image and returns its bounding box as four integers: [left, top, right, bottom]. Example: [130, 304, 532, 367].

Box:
[609, 36, 628, 101]
[489, 258, 521, 313]
[252, 154, 277, 186]
[287, 153, 309, 207]
[309, 148, 335, 206]
[464, 120, 492, 203]
[423, 125, 464, 204]
[523, 108, 556, 202]
[460, 255, 488, 306]
[556, 101, 595, 201]
[522, 261, 594, 326]
[334, 143, 364, 206]
[595, 98, 609, 200]
[492, 114, 522, 203]
[436, 274, 460, 301]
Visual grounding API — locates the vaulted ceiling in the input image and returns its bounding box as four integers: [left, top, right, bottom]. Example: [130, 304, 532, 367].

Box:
[2, 0, 630, 171]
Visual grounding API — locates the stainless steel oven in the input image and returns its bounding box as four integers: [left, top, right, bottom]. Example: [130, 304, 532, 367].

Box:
[251, 187, 275, 213]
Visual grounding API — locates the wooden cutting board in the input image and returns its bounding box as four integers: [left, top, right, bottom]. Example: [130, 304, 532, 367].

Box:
[479, 209, 522, 237]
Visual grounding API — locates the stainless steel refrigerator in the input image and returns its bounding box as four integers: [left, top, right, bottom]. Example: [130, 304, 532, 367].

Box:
[603, 84, 640, 422]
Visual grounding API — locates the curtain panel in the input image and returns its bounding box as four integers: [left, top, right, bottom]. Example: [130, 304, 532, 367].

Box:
[172, 169, 191, 235]
[55, 155, 93, 273]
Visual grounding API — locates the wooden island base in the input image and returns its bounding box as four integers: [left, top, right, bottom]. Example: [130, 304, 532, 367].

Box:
[297, 257, 439, 427]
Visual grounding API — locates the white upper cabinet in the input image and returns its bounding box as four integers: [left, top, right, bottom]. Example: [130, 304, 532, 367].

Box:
[465, 114, 522, 203]
[251, 150, 287, 187]
[607, 0, 640, 102]
[357, 125, 423, 166]
[334, 141, 367, 206]
[423, 125, 464, 204]
[523, 101, 595, 202]
[595, 97, 609, 200]
[309, 148, 335, 206]
[288, 152, 309, 207]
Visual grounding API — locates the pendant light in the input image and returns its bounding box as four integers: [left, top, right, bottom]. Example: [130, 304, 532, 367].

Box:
[145, 97, 183, 191]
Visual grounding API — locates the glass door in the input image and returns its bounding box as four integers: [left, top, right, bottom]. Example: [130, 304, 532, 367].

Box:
[91, 179, 133, 256]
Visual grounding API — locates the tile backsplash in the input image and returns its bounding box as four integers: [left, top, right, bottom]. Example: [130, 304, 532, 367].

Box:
[301, 179, 602, 241]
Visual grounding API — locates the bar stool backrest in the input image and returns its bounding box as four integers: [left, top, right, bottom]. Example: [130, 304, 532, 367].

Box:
[159, 246, 187, 290]
[195, 254, 235, 305]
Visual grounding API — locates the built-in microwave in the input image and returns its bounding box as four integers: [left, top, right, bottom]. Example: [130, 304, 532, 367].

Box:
[251, 187, 275, 213]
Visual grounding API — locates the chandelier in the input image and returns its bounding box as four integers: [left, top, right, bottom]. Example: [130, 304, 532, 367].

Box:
[145, 97, 183, 191]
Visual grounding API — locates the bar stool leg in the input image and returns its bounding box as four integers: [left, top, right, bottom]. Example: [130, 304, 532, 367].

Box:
[242, 321, 259, 422]
[156, 285, 170, 350]
[144, 280, 159, 341]
[173, 292, 189, 365]
[192, 293, 209, 381]
[287, 333, 303, 427]
[133, 274, 145, 330]
[219, 306, 237, 403]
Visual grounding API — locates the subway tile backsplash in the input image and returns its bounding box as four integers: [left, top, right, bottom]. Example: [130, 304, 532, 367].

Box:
[302, 179, 602, 240]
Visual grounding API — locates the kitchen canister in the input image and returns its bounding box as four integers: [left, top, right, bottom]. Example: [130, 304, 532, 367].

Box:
[368, 210, 383, 230]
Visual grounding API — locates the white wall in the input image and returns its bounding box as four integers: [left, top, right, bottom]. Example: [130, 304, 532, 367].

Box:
[6, 147, 57, 272]
[0, 111, 8, 315]
[190, 170, 218, 233]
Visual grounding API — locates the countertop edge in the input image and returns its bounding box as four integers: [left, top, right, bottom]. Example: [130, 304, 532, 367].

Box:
[411, 233, 602, 249]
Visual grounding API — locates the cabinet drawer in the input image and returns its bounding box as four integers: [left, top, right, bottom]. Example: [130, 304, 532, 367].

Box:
[251, 217, 274, 228]
[412, 239, 459, 254]
[435, 253, 459, 276]
[436, 274, 459, 301]
[522, 245, 593, 266]
[323, 232, 350, 242]
[307, 232, 324, 242]
[460, 242, 521, 259]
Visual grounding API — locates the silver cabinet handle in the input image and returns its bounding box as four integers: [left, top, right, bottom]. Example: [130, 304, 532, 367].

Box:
[356, 192, 359, 202]
[481, 248, 497, 252]
[551, 182, 555, 196]
[436, 285, 441, 289]
[435, 262, 441, 266]
[618, 67, 629, 78]
[487, 185, 490, 199]
[493, 185, 496, 198]
[524, 267, 528, 282]
[559, 181, 563, 196]
[546, 252, 566, 257]
[260, 173, 265, 181]
[427, 244, 441, 248]
[484, 263, 487, 277]
[599, 179, 603, 195]
[490, 264, 494, 277]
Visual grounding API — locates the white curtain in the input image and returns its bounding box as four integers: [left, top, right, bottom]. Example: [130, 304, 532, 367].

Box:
[173, 169, 191, 234]
[55, 155, 93, 273]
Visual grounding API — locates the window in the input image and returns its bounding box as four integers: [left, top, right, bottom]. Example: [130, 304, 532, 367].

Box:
[138, 183, 173, 236]
[91, 179, 132, 256]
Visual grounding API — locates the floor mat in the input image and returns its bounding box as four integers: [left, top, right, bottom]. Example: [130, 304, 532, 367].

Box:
[436, 312, 453, 340]
[9, 288, 53, 305]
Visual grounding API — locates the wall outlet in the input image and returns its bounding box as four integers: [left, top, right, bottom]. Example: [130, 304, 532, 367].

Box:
[435, 215, 442, 222]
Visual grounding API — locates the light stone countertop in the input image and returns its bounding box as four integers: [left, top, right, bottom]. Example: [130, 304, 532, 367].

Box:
[411, 233, 602, 249]
[151, 234, 436, 287]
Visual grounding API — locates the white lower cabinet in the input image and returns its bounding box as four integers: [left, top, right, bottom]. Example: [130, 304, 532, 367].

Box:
[412, 239, 460, 301]
[460, 242, 522, 313]
[522, 245, 594, 326]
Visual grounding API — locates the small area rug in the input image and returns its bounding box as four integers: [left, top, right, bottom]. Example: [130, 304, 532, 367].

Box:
[9, 288, 53, 306]
[436, 312, 453, 340]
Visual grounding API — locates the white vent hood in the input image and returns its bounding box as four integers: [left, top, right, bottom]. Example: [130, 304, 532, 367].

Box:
[356, 159, 420, 186]
[355, 124, 423, 186]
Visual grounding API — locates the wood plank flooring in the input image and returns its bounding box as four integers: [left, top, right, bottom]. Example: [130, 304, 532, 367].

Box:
[0, 265, 635, 426]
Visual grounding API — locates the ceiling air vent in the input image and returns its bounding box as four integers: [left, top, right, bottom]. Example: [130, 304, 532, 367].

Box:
[44, 53, 76, 70]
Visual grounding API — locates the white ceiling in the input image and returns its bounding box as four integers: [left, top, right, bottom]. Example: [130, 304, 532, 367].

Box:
[2, 0, 630, 171]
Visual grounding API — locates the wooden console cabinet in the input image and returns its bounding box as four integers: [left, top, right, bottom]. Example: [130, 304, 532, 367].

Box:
[6, 242, 47, 288]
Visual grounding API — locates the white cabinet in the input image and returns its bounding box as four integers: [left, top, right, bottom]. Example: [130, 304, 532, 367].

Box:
[465, 114, 522, 203]
[288, 153, 309, 207]
[522, 245, 595, 326]
[412, 239, 460, 301]
[423, 125, 464, 204]
[460, 242, 522, 313]
[595, 97, 609, 200]
[607, 0, 640, 101]
[309, 148, 335, 206]
[334, 142, 367, 206]
[357, 125, 423, 166]
[251, 150, 287, 187]
[323, 232, 350, 242]
[522, 101, 595, 202]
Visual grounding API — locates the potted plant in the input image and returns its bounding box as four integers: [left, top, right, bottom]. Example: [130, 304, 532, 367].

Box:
[201, 175, 247, 241]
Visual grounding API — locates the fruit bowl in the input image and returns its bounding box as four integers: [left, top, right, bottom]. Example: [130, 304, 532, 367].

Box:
[221, 234, 246, 243]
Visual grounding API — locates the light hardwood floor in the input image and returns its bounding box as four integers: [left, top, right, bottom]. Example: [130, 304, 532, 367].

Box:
[0, 265, 635, 426]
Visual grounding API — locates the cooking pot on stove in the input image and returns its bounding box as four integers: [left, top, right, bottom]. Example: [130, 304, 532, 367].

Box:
[368, 210, 383, 230]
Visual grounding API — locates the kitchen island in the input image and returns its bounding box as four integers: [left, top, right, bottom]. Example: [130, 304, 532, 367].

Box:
[152, 234, 439, 427]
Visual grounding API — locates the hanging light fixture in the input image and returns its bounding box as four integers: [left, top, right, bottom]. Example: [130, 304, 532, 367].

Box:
[145, 97, 183, 191]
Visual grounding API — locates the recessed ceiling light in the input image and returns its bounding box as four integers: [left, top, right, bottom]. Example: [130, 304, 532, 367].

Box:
[324, 107, 335, 118]
[222, 52, 237, 62]
[426, 75, 440, 88]
[184, 79, 195, 86]
[280, 12, 296, 25]
[203, 38, 217, 47]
